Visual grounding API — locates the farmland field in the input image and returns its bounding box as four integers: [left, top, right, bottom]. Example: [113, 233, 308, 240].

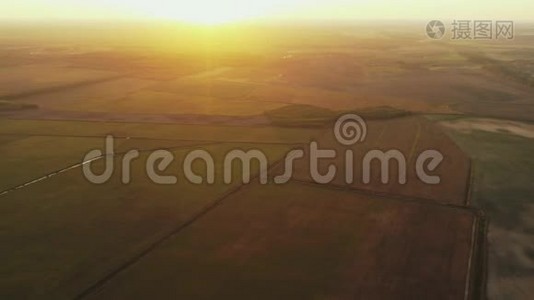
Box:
[1, 20, 533, 299]
[84, 182, 479, 299]
[434, 116, 534, 299]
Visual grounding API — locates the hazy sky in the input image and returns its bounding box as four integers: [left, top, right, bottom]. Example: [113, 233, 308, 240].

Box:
[2, 0, 533, 23]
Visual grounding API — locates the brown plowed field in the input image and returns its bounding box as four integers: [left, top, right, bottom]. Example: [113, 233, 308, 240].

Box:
[282, 116, 471, 206]
[87, 182, 479, 299]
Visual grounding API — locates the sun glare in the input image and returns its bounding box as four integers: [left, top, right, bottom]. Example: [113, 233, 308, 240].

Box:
[131, 0, 276, 25]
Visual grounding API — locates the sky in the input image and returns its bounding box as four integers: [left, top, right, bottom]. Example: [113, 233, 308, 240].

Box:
[2, 0, 533, 24]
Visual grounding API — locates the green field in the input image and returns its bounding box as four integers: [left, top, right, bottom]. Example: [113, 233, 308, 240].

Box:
[436, 116, 534, 299]
[0, 140, 292, 299]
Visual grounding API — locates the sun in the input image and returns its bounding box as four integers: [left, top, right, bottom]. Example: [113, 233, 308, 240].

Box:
[173, 9, 255, 25]
[130, 0, 274, 25]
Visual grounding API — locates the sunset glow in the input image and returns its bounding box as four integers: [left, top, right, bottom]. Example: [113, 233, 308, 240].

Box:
[2, 0, 534, 24]
[114, 0, 282, 24]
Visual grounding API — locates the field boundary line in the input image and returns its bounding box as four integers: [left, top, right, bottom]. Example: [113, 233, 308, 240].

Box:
[0, 75, 125, 100]
[291, 179, 481, 214]
[73, 149, 292, 300]
[0, 141, 221, 198]
[407, 120, 422, 164]
[0, 133, 306, 146]
[465, 212, 488, 300]
[465, 159, 476, 207]
[464, 214, 478, 300]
